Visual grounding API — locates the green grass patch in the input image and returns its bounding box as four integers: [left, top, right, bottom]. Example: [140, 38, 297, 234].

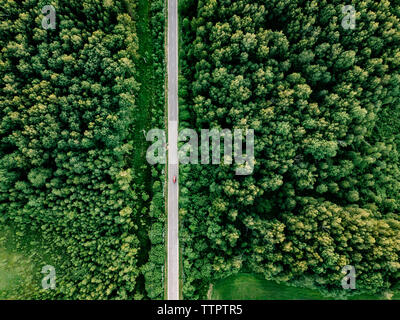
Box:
[0, 247, 36, 299]
[211, 273, 400, 300]
[0, 229, 39, 299]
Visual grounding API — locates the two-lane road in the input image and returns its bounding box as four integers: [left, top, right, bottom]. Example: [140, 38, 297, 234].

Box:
[167, 0, 179, 300]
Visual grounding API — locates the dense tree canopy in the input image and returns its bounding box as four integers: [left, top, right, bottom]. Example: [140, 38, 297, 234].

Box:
[0, 0, 165, 299]
[179, 0, 400, 298]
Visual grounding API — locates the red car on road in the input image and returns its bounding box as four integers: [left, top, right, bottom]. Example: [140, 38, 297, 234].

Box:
[173, 176, 177, 184]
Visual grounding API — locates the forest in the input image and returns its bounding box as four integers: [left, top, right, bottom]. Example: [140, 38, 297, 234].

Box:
[0, 0, 165, 299]
[179, 0, 400, 299]
[1, 0, 400, 301]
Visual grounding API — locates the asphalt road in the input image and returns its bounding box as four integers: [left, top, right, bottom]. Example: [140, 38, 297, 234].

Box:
[167, 0, 179, 300]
